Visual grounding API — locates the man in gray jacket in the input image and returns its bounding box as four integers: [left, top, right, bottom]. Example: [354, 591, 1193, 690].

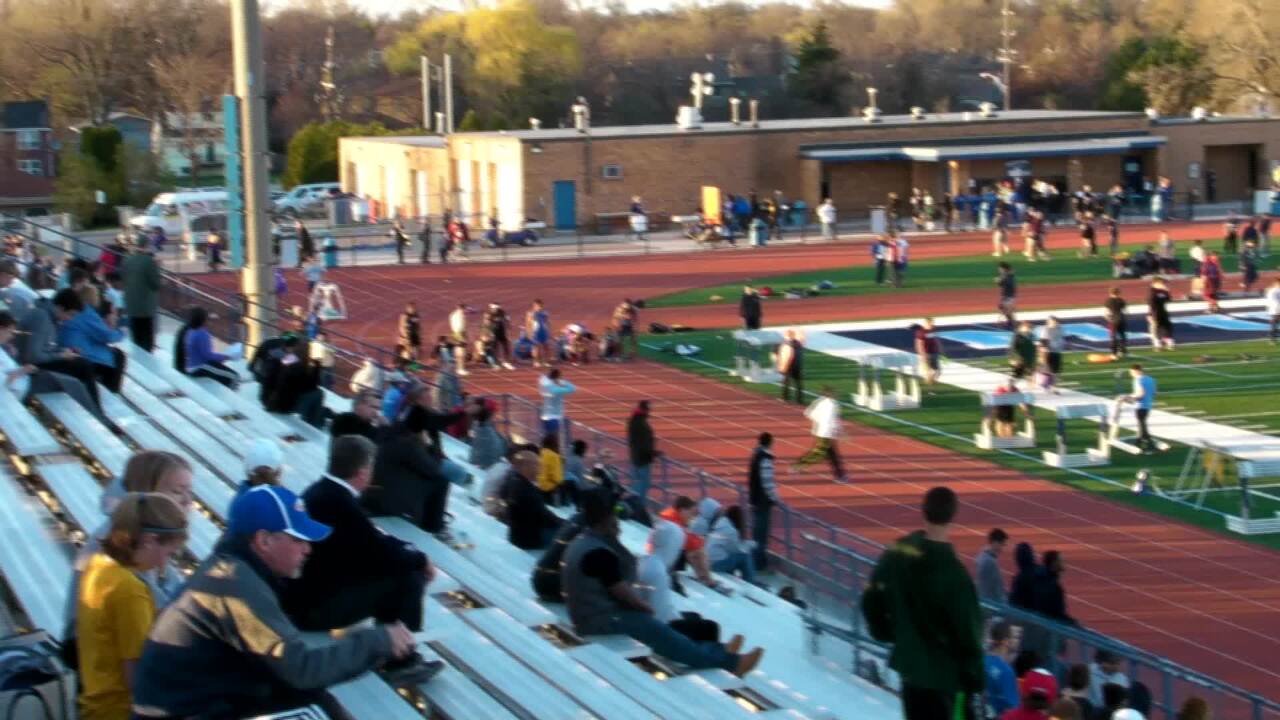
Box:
[131, 485, 420, 719]
[975, 528, 1009, 604]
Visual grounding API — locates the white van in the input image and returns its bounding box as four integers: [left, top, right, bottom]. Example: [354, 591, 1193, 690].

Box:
[129, 191, 228, 236]
[273, 182, 340, 217]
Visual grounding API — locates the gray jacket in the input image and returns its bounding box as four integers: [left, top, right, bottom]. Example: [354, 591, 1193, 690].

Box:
[15, 298, 60, 365]
[131, 536, 391, 718]
[975, 547, 1006, 605]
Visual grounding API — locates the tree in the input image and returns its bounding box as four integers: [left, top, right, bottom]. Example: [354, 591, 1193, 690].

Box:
[1098, 37, 1152, 111]
[457, 109, 484, 131]
[1126, 37, 1215, 114]
[787, 20, 846, 114]
[384, 0, 582, 125]
[283, 121, 417, 188]
[151, 52, 230, 184]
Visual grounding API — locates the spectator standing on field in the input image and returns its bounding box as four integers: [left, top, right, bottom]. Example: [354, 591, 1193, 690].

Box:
[1104, 287, 1128, 360]
[914, 318, 943, 387]
[418, 221, 432, 263]
[817, 198, 837, 241]
[739, 286, 763, 330]
[122, 243, 161, 352]
[776, 329, 804, 404]
[862, 487, 984, 720]
[627, 400, 659, 502]
[748, 432, 780, 571]
[1265, 277, 1280, 344]
[538, 367, 576, 436]
[997, 263, 1017, 329]
[976, 528, 1009, 604]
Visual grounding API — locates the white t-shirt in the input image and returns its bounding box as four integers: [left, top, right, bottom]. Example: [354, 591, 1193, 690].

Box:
[805, 396, 841, 439]
[449, 309, 466, 336]
[817, 203, 836, 224]
[1266, 286, 1280, 316]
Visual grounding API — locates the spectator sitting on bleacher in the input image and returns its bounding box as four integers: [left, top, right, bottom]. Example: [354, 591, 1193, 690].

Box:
[657, 496, 719, 589]
[0, 309, 113, 430]
[131, 484, 419, 719]
[1093, 684, 1130, 720]
[637, 518, 744, 649]
[248, 331, 289, 405]
[562, 490, 764, 676]
[468, 401, 507, 469]
[984, 621, 1021, 718]
[330, 389, 386, 442]
[563, 439, 588, 491]
[537, 433, 567, 505]
[701, 502, 758, 584]
[282, 436, 444, 682]
[177, 307, 239, 388]
[500, 447, 564, 549]
[1088, 650, 1130, 707]
[532, 487, 608, 602]
[481, 443, 525, 518]
[1062, 664, 1095, 718]
[861, 487, 984, 720]
[999, 668, 1057, 720]
[366, 403, 458, 537]
[0, 259, 38, 316]
[235, 439, 285, 496]
[78, 492, 189, 720]
[263, 334, 327, 428]
[52, 287, 127, 394]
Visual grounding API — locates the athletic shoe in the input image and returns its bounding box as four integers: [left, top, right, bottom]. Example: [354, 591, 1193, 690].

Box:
[457, 369, 470, 376]
[502, 362, 515, 370]
[381, 654, 445, 687]
[734, 648, 765, 677]
[835, 475, 851, 484]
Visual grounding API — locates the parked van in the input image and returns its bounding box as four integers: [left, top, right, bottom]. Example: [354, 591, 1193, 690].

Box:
[273, 182, 340, 217]
[128, 191, 228, 236]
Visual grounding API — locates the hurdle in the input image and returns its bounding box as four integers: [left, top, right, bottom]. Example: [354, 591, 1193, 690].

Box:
[1228, 457, 1280, 534]
[851, 351, 921, 411]
[1106, 400, 1172, 455]
[974, 391, 1036, 450]
[1041, 403, 1111, 468]
[1171, 443, 1280, 533]
[309, 281, 348, 321]
[730, 330, 784, 384]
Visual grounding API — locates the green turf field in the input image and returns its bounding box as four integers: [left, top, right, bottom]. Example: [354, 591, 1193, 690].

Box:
[646, 241, 1276, 308]
[640, 331, 1280, 549]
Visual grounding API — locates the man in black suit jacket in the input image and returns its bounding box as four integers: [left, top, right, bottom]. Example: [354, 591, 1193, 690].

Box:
[500, 449, 562, 550]
[285, 434, 435, 634]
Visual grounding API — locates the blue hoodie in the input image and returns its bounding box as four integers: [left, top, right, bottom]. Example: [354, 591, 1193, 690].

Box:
[57, 306, 123, 367]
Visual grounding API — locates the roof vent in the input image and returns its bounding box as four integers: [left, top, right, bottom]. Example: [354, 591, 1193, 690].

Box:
[676, 105, 704, 130]
[979, 102, 997, 118]
[529, 118, 542, 130]
[910, 106, 925, 120]
[1145, 107, 1160, 123]
[1191, 106, 1208, 121]
[863, 87, 882, 123]
[729, 97, 741, 126]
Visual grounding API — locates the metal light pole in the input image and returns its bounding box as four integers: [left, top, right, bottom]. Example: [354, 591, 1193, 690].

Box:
[443, 53, 455, 134]
[996, 0, 1016, 111]
[421, 56, 432, 130]
[230, 0, 274, 349]
[690, 72, 715, 111]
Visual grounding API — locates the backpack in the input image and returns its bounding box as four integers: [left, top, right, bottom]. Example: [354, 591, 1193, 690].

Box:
[0, 631, 73, 720]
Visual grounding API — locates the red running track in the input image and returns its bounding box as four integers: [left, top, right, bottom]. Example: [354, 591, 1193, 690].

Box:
[194, 221, 1280, 697]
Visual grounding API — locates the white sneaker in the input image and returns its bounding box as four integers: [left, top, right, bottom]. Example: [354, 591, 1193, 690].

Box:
[502, 362, 515, 370]
[457, 369, 470, 376]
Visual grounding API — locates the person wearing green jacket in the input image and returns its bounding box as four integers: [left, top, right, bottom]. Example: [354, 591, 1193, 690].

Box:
[122, 244, 162, 352]
[861, 486, 984, 720]
[1008, 321, 1036, 386]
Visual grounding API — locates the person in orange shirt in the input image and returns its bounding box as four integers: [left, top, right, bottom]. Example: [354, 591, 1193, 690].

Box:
[656, 496, 720, 589]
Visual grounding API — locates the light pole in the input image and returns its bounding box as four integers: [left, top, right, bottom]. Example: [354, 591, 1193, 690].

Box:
[994, 0, 1016, 110]
[230, 0, 273, 349]
[979, 72, 1009, 111]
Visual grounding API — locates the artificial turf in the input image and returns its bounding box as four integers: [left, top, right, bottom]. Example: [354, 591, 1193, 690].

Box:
[640, 331, 1280, 550]
[646, 241, 1275, 308]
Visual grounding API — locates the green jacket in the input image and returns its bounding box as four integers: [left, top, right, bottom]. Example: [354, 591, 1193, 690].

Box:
[1009, 333, 1035, 368]
[860, 530, 984, 694]
[122, 251, 161, 318]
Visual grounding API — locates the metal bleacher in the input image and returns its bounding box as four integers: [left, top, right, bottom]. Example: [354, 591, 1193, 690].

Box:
[0, 333, 902, 720]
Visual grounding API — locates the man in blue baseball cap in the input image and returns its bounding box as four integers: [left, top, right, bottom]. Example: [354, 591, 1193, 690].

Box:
[131, 484, 421, 719]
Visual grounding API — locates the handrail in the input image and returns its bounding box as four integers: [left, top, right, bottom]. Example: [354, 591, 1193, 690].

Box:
[798, 532, 1280, 720]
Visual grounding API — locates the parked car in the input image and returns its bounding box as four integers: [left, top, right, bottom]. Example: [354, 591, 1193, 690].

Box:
[273, 182, 340, 217]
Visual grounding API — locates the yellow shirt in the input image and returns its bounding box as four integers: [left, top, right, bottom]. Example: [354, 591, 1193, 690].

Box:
[77, 553, 155, 720]
[537, 448, 564, 492]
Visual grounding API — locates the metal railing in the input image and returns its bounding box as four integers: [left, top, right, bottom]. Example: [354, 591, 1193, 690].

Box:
[5, 210, 1276, 717]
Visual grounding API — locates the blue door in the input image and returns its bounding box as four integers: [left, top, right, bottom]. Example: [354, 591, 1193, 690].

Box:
[553, 180, 576, 230]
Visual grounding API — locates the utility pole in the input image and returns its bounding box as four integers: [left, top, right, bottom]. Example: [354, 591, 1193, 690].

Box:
[443, 53, 455, 134]
[420, 56, 432, 131]
[230, 0, 274, 350]
[317, 25, 341, 122]
[997, 0, 1016, 111]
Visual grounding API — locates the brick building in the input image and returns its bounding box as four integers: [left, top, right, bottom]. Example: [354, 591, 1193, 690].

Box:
[339, 108, 1280, 230]
[0, 100, 56, 216]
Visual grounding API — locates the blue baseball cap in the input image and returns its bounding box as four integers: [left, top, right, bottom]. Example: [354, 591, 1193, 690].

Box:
[228, 485, 331, 542]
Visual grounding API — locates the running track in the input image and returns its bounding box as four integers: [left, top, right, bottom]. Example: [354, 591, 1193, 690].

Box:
[196, 222, 1280, 697]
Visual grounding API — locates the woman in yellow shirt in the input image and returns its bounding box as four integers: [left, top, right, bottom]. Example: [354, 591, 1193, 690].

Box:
[78, 492, 188, 720]
[536, 433, 565, 505]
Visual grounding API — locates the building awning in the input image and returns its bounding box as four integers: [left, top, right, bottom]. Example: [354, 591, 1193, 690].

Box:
[804, 135, 1166, 163]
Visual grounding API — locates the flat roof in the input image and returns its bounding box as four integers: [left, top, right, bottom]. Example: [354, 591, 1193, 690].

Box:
[804, 135, 1167, 163]
[340, 135, 447, 148]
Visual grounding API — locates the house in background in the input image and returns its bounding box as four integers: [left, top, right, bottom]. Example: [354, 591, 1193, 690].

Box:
[0, 99, 56, 216]
[152, 111, 226, 180]
[69, 112, 155, 154]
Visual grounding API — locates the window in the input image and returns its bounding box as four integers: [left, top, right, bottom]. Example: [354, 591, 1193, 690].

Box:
[601, 164, 623, 180]
[16, 130, 41, 151]
[16, 159, 43, 176]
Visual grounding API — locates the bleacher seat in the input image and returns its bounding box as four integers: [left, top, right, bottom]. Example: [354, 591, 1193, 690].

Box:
[122, 346, 233, 417]
[0, 465, 72, 634]
[432, 631, 592, 720]
[38, 392, 132, 477]
[36, 462, 105, 535]
[0, 388, 60, 456]
[193, 377, 296, 440]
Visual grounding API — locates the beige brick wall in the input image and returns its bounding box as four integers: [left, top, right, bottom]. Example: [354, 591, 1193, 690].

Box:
[1156, 120, 1279, 201]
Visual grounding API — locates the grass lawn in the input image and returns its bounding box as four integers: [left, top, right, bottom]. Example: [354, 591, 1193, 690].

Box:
[640, 331, 1280, 550]
[646, 241, 1278, 308]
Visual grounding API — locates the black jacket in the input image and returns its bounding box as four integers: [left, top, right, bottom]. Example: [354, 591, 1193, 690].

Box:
[739, 293, 761, 323]
[330, 412, 382, 442]
[1008, 542, 1038, 611]
[500, 470, 562, 550]
[265, 358, 320, 414]
[627, 412, 656, 467]
[532, 513, 586, 601]
[292, 477, 427, 600]
[1032, 567, 1076, 626]
[748, 446, 778, 508]
[365, 426, 448, 528]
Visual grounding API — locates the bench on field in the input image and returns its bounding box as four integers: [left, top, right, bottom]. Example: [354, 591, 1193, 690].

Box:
[0, 465, 73, 633]
[462, 607, 657, 720]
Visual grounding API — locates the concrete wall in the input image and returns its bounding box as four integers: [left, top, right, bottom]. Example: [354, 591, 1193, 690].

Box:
[338, 139, 449, 220]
